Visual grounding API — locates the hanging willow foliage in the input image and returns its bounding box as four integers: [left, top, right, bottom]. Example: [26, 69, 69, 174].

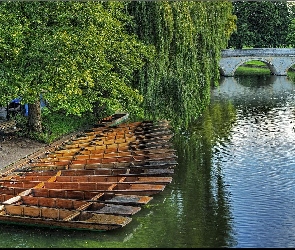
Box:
[127, 0, 236, 129]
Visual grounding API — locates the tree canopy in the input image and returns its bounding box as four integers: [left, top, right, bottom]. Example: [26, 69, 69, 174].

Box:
[0, 0, 236, 132]
[128, 1, 236, 127]
[0, 1, 153, 131]
[228, 1, 290, 48]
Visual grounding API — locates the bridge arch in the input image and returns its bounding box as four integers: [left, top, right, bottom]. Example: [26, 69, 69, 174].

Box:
[219, 48, 295, 77]
[219, 57, 276, 76]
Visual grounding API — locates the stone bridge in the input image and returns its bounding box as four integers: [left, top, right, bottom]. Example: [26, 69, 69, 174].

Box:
[219, 48, 295, 76]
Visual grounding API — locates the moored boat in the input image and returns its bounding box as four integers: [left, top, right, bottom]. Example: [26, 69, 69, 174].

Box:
[0, 113, 177, 231]
[0, 208, 132, 231]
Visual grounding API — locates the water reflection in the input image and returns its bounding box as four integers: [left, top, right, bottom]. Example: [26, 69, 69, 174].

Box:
[217, 75, 295, 103]
[208, 75, 295, 247]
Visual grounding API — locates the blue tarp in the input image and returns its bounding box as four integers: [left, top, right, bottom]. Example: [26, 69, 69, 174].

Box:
[9, 96, 46, 116]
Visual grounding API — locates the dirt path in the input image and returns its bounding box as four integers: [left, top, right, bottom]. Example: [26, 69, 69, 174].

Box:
[0, 135, 47, 171]
[0, 111, 119, 174]
[0, 107, 49, 171]
[0, 128, 86, 175]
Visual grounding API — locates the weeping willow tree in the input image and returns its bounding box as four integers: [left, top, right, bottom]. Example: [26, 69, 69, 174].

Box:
[127, 1, 236, 129]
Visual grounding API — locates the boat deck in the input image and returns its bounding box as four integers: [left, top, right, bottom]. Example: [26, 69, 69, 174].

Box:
[0, 113, 177, 231]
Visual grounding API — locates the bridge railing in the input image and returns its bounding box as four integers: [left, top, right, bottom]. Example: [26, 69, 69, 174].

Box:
[221, 48, 295, 57]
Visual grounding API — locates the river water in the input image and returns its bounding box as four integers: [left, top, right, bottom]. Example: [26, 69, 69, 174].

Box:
[1, 74, 295, 247]
[207, 75, 295, 247]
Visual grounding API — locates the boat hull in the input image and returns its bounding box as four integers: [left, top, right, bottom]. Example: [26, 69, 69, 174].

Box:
[0, 213, 131, 231]
[0, 113, 177, 231]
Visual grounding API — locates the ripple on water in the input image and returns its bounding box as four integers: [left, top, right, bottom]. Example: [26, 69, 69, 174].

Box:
[211, 84, 295, 247]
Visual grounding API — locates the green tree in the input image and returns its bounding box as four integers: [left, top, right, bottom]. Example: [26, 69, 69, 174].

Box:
[128, 0, 236, 128]
[286, 2, 295, 46]
[0, 0, 236, 134]
[0, 1, 152, 132]
[228, 1, 290, 48]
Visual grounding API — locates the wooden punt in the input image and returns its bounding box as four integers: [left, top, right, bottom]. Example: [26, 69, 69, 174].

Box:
[23, 161, 177, 172]
[96, 113, 129, 128]
[14, 167, 175, 177]
[0, 207, 132, 231]
[0, 182, 166, 197]
[1, 174, 172, 185]
[2, 195, 142, 216]
[0, 113, 177, 231]
[0, 192, 153, 207]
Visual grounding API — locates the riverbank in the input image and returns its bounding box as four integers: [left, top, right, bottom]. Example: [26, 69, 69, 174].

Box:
[0, 135, 47, 171]
[235, 61, 295, 76]
[0, 107, 46, 170]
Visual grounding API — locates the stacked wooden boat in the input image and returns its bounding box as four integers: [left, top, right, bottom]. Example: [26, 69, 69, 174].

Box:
[0, 113, 177, 231]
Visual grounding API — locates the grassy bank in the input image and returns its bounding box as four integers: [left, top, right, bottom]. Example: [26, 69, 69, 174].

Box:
[234, 60, 295, 78]
[235, 60, 271, 75]
[14, 110, 97, 144]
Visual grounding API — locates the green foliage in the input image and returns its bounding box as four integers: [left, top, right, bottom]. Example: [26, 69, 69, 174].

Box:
[287, 70, 295, 82]
[0, 1, 236, 137]
[228, 1, 290, 48]
[287, 18, 295, 46]
[127, 1, 236, 128]
[0, 1, 152, 121]
[235, 66, 271, 76]
[242, 60, 266, 67]
[28, 109, 96, 143]
[234, 60, 271, 76]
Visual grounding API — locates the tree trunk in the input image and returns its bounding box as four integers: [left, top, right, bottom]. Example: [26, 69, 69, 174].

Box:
[28, 100, 42, 133]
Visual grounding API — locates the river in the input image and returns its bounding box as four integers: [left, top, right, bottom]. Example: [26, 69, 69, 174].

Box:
[0, 74, 295, 247]
[206, 74, 295, 247]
